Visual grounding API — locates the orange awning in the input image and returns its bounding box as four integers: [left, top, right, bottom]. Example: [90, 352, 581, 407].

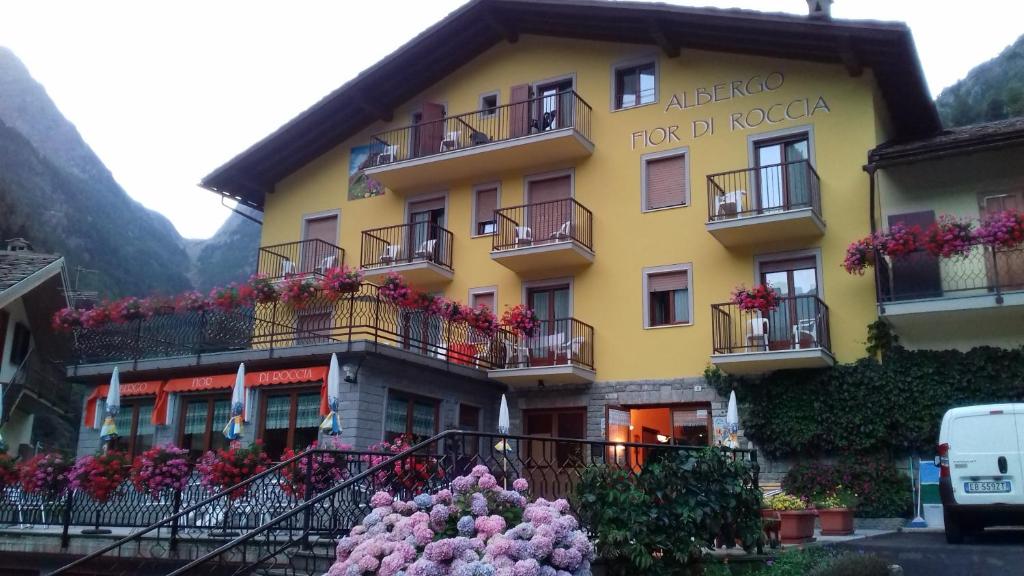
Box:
[164, 374, 237, 393]
[83, 380, 163, 428]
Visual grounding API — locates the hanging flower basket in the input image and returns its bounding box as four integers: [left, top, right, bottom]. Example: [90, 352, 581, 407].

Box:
[280, 277, 318, 309]
[975, 209, 1024, 250]
[925, 215, 975, 258]
[842, 235, 876, 275]
[321, 266, 364, 299]
[130, 445, 192, 500]
[19, 452, 71, 498]
[196, 442, 271, 500]
[466, 305, 499, 337]
[209, 284, 245, 311]
[501, 304, 541, 338]
[439, 298, 469, 323]
[51, 308, 82, 332]
[731, 284, 780, 313]
[109, 297, 147, 323]
[279, 440, 354, 499]
[69, 451, 130, 503]
[379, 272, 412, 305]
[875, 223, 922, 258]
[177, 291, 210, 313]
[247, 274, 280, 304]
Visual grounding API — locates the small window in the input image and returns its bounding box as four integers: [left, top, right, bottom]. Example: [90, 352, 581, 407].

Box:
[470, 290, 495, 312]
[385, 391, 439, 444]
[614, 61, 656, 110]
[179, 395, 232, 460]
[111, 402, 156, 458]
[645, 267, 690, 328]
[259, 389, 322, 460]
[643, 151, 688, 211]
[473, 187, 498, 235]
[480, 93, 499, 116]
[459, 405, 480, 430]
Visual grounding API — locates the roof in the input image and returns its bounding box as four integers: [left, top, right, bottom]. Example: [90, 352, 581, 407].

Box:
[0, 251, 62, 293]
[869, 116, 1024, 167]
[201, 0, 941, 209]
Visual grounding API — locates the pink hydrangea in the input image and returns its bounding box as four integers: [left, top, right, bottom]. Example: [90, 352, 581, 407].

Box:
[371, 491, 394, 508]
[512, 478, 529, 493]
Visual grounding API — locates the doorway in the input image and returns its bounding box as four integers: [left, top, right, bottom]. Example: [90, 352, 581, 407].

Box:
[754, 133, 810, 212]
[407, 197, 446, 263]
[526, 174, 572, 243]
[759, 255, 819, 350]
[523, 408, 586, 499]
[527, 284, 570, 366]
[606, 404, 712, 468]
[301, 214, 338, 273]
[534, 79, 574, 131]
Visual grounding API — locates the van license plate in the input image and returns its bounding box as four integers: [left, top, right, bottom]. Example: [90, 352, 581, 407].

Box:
[964, 481, 1011, 493]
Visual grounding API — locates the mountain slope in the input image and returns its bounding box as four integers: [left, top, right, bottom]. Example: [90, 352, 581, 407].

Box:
[936, 34, 1024, 127]
[188, 210, 261, 291]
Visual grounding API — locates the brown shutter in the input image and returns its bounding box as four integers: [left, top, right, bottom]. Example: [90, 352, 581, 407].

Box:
[509, 84, 530, 138]
[886, 211, 941, 300]
[472, 292, 495, 311]
[302, 216, 338, 271]
[527, 175, 572, 240]
[304, 216, 338, 244]
[475, 188, 498, 224]
[981, 192, 1024, 289]
[649, 271, 687, 293]
[408, 197, 445, 214]
[759, 256, 817, 274]
[645, 154, 686, 210]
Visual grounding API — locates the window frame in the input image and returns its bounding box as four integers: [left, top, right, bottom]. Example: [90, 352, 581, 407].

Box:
[468, 286, 498, 312]
[642, 263, 693, 329]
[113, 400, 156, 459]
[257, 385, 322, 460]
[479, 91, 500, 116]
[610, 56, 659, 112]
[383, 389, 440, 443]
[177, 393, 232, 456]
[641, 147, 690, 213]
[470, 182, 501, 238]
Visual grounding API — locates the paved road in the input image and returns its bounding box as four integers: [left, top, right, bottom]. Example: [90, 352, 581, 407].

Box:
[836, 529, 1024, 576]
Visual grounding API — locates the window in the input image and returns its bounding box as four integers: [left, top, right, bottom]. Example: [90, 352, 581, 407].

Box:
[642, 150, 688, 211]
[259, 389, 322, 461]
[384, 391, 439, 443]
[752, 131, 811, 212]
[473, 186, 498, 235]
[644, 265, 691, 328]
[9, 322, 30, 365]
[112, 402, 156, 458]
[179, 395, 232, 460]
[470, 290, 496, 312]
[458, 404, 481, 456]
[614, 61, 656, 110]
[480, 92, 499, 116]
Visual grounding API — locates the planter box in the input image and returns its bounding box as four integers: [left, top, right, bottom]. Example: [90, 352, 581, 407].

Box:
[818, 508, 855, 536]
[778, 510, 816, 544]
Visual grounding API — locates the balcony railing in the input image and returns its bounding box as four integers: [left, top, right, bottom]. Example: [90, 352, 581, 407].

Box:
[707, 160, 821, 221]
[492, 198, 593, 252]
[365, 90, 592, 167]
[258, 239, 345, 279]
[711, 294, 831, 355]
[498, 317, 594, 372]
[876, 245, 1024, 304]
[360, 222, 454, 272]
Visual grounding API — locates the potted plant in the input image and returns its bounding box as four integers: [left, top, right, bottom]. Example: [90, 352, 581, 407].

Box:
[843, 235, 876, 275]
[814, 487, 858, 536]
[924, 215, 975, 258]
[321, 265, 363, 299]
[247, 274, 280, 305]
[130, 444, 192, 500]
[730, 283, 780, 313]
[279, 277, 318, 309]
[767, 493, 815, 544]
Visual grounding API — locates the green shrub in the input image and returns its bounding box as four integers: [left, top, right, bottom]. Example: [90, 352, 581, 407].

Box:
[806, 553, 892, 576]
[574, 447, 763, 576]
[755, 547, 832, 575]
[782, 456, 912, 518]
[754, 549, 891, 576]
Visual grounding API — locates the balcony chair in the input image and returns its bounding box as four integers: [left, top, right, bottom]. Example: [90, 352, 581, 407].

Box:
[514, 226, 534, 246]
[791, 317, 819, 350]
[414, 239, 438, 261]
[744, 314, 769, 352]
[549, 220, 572, 242]
[315, 254, 337, 275]
[715, 190, 748, 218]
[440, 131, 460, 152]
[7, 486, 47, 528]
[560, 336, 584, 364]
[376, 145, 399, 165]
[380, 244, 401, 265]
[532, 332, 565, 359]
[280, 259, 296, 277]
[503, 339, 530, 369]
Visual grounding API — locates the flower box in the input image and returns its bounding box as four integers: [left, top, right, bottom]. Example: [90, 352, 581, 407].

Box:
[818, 507, 855, 536]
[778, 509, 816, 544]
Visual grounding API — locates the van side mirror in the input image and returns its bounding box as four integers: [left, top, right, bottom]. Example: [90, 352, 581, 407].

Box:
[934, 455, 941, 466]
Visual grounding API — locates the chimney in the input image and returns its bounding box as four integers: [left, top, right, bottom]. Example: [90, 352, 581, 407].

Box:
[807, 0, 833, 19]
[5, 238, 32, 252]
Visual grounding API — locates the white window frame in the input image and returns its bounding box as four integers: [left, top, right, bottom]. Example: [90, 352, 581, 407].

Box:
[752, 248, 825, 298]
[642, 263, 693, 329]
[479, 91, 500, 116]
[468, 286, 498, 311]
[640, 146, 690, 213]
[520, 277, 574, 317]
[301, 209, 341, 245]
[610, 55, 659, 112]
[470, 182, 501, 238]
[746, 124, 817, 169]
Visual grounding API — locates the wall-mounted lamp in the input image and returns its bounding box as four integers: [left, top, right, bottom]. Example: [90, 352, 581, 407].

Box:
[343, 364, 358, 383]
[656, 434, 670, 444]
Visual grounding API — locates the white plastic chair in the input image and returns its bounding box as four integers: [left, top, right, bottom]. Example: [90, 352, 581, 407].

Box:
[514, 226, 534, 246]
[561, 336, 584, 364]
[792, 318, 818, 350]
[440, 131, 460, 152]
[503, 340, 529, 368]
[549, 221, 572, 241]
[745, 314, 769, 352]
[380, 245, 401, 264]
[414, 239, 437, 261]
[316, 255, 337, 274]
[281, 259, 296, 276]
[377, 145, 399, 164]
[716, 190, 748, 217]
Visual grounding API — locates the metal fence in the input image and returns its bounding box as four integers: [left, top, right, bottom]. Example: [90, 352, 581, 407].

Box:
[51, 430, 757, 576]
[493, 198, 593, 252]
[711, 294, 831, 355]
[364, 90, 592, 168]
[257, 239, 345, 280]
[359, 222, 454, 272]
[875, 245, 1024, 304]
[707, 159, 821, 222]
[498, 317, 595, 372]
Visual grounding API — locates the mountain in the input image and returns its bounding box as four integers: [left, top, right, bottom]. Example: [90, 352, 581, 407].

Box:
[936, 35, 1024, 127]
[0, 47, 258, 298]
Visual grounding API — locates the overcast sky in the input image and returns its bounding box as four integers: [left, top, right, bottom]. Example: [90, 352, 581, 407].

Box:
[0, 1, 1020, 239]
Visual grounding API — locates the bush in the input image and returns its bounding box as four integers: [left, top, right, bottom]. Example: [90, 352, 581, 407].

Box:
[754, 549, 891, 576]
[782, 456, 912, 518]
[806, 553, 891, 576]
[574, 447, 763, 575]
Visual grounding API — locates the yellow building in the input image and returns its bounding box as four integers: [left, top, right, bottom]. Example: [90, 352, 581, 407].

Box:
[198, 0, 940, 448]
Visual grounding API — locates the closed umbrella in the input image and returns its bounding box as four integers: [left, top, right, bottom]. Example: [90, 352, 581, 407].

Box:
[498, 394, 510, 434]
[725, 390, 740, 449]
[496, 394, 512, 488]
[222, 363, 246, 441]
[100, 367, 121, 443]
[319, 353, 343, 436]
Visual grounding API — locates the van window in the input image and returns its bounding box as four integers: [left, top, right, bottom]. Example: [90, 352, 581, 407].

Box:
[950, 413, 1018, 453]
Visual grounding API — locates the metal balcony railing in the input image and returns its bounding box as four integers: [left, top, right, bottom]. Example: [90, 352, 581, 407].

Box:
[707, 159, 822, 222]
[365, 90, 592, 167]
[498, 317, 594, 371]
[711, 294, 831, 355]
[492, 198, 593, 252]
[359, 222, 454, 272]
[875, 244, 1024, 304]
[257, 239, 345, 280]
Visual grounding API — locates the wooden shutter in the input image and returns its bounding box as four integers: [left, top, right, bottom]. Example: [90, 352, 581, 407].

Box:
[648, 271, 687, 293]
[759, 256, 817, 274]
[475, 188, 497, 227]
[302, 215, 338, 272]
[408, 197, 446, 215]
[417, 102, 446, 157]
[471, 292, 495, 311]
[527, 175, 572, 240]
[887, 211, 941, 300]
[304, 216, 337, 244]
[645, 154, 686, 210]
[509, 84, 530, 138]
[981, 192, 1024, 289]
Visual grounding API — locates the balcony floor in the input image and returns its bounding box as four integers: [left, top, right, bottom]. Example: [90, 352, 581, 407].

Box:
[365, 129, 594, 192]
[880, 289, 1024, 350]
[490, 240, 594, 277]
[711, 347, 835, 375]
[488, 364, 596, 388]
[360, 260, 453, 288]
[706, 207, 825, 247]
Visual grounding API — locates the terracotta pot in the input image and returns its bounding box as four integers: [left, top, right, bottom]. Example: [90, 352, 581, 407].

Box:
[818, 507, 855, 536]
[778, 509, 816, 544]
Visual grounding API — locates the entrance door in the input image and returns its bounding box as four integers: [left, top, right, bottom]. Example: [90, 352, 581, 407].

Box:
[982, 193, 1024, 291]
[526, 175, 572, 243]
[760, 256, 818, 350]
[671, 407, 712, 446]
[408, 197, 446, 263]
[755, 134, 810, 212]
[534, 79, 574, 131]
[527, 285, 570, 366]
[523, 409, 586, 500]
[302, 215, 338, 273]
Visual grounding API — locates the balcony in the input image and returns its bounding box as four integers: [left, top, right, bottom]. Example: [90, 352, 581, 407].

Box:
[487, 317, 595, 387]
[876, 246, 1024, 341]
[490, 198, 594, 276]
[710, 294, 834, 375]
[363, 91, 593, 192]
[359, 223, 454, 287]
[706, 160, 824, 247]
[257, 239, 344, 280]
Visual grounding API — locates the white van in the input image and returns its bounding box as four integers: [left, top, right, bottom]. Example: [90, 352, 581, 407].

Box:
[937, 404, 1024, 543]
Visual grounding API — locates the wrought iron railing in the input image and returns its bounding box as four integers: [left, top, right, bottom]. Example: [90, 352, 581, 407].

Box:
[707, 159, 821, 222]
[711, 294, 831, 355]
[51, 431, 757, 576]
[365, 90, 592, 167]
[257, 239, 345, 280]
[492, 198, 593, 252]
[497, 317, 595, 372]
[359, 223, 454, 272]
[875, 245, 1024, 304]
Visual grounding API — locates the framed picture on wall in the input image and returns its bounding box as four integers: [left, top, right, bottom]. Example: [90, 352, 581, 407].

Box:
[348, 145, 384, 200]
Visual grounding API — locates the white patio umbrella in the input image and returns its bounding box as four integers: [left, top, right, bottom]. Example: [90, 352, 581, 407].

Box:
[725, 389, 740, 449]
[498, 394, 510, 435]
[222, 363, 246, 441]
[319, 353, 343, 436]
[100, 367, 121, 443]
[496, 394, 512, 488]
